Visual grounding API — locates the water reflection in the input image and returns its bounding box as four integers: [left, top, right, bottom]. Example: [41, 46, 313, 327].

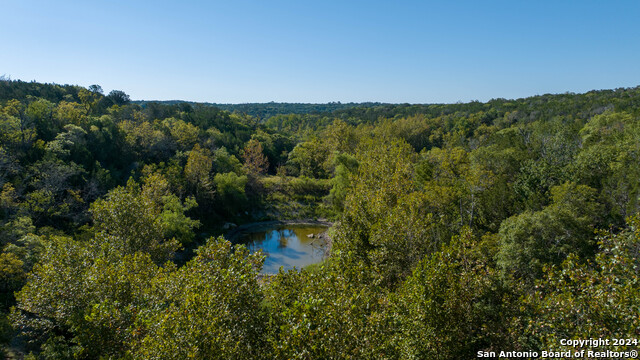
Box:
[240, 225, 328, 273]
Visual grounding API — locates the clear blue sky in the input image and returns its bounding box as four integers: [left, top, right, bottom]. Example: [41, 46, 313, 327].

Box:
[2, 0, 639, 103]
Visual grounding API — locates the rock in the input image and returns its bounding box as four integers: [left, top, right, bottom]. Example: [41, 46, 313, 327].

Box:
[307, 233, 314, 238]
[223, 222, 237, 230]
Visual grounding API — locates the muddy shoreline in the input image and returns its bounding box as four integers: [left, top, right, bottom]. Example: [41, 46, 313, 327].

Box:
[224, 219, 333, 244]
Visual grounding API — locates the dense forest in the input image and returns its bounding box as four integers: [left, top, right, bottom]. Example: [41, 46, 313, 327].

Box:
[1, 79, 639, 358]
[133, 100, 387, 120]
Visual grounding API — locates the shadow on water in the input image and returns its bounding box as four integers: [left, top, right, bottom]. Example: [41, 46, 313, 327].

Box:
[238, 224, 329, 274]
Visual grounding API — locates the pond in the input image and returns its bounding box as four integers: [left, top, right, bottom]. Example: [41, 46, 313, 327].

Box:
[237, 224, 329, 274]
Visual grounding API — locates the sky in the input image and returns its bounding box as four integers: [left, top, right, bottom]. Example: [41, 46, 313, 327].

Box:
[1, 0, 640, 104]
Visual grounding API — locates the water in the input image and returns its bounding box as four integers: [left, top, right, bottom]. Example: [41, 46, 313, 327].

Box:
[238, 225, 329, 274]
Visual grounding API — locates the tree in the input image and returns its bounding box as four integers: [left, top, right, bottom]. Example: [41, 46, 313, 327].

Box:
[184, 143, 214, 199]
[0, 182, 20, 219]
[286, 138, 330, 178]
[242, 139, 269, 177]
[26, 98, 57, 141]
[78, 86, 103, 115]
[0, 252, 25, 309]
[524, 214, 640, 352]
[392, 229, 505, 359]
[326, 152, 358, 212]
[12, 177, 200, 357]
[11, 236, 171, 358]
[119, 120, 174, 162]
[214, 172, 248, 215]
[45, 124, 91, 166]
[130, 239, 267, 359]
[496, 182, 600, 285]
[88, 85, 103, 95]
[90, 175, 198, 262]
[54, 100, 87, 126]
[106, 90, 130, 106]
[162, 117, 199, 150]
[23, 159, 87, 227]
[11, 235, 93, 356]
[323, 119, 358, 154]
[1, 99, 36, 153]
[575, 111, 640, 224]
[212, 147, 243, 175]
[265, 260, 389, 359]
[332, 139, 421, 285]
[416, 146, 496, 232]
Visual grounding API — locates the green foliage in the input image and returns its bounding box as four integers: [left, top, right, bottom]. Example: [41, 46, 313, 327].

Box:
[131, 239, 266, 359]
[0, 312, 12, 346]
[333, 139, 426, 286]
[12, 235, 171, 358]
[163, 117, 200, 150]
[524, 214, 640, 351]
[89, 175, 198, 262]
[0, 216, 35, 247]
[214, 172, 248, 215]
[322, 119, 358, 154]
[26, 99, 58, 141]
[575, 111, 640, 222]
[0, 252, 26, 308]
[213, 147, 243, 174]
[2, 79, 640, 357]
[260, 176, 332, 220]
[242, 138, 269, 177]
[11, 235, 93, 354]
[326, 152, 358, 212]
[106, 90, 131, 106]
[496, 182, 599, 284]
[119, 119, 174, 162]
[77, 86, 102, 115]
[184, 143, 214, 199]
[54, 101, 86, 126]
[392, 229, 504, 359]
[12, 233, 265, 358]
[265, 261, 389, 359]
[160, 195, 200, 245]
[286, 138, 331, 178]
[417, 146, 496, 234]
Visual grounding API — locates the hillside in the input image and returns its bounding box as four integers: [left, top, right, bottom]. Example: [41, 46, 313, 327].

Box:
[1, 79, 639, 358]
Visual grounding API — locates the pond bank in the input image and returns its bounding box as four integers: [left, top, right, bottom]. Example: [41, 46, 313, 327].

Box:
[224, 219, 333, 244]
